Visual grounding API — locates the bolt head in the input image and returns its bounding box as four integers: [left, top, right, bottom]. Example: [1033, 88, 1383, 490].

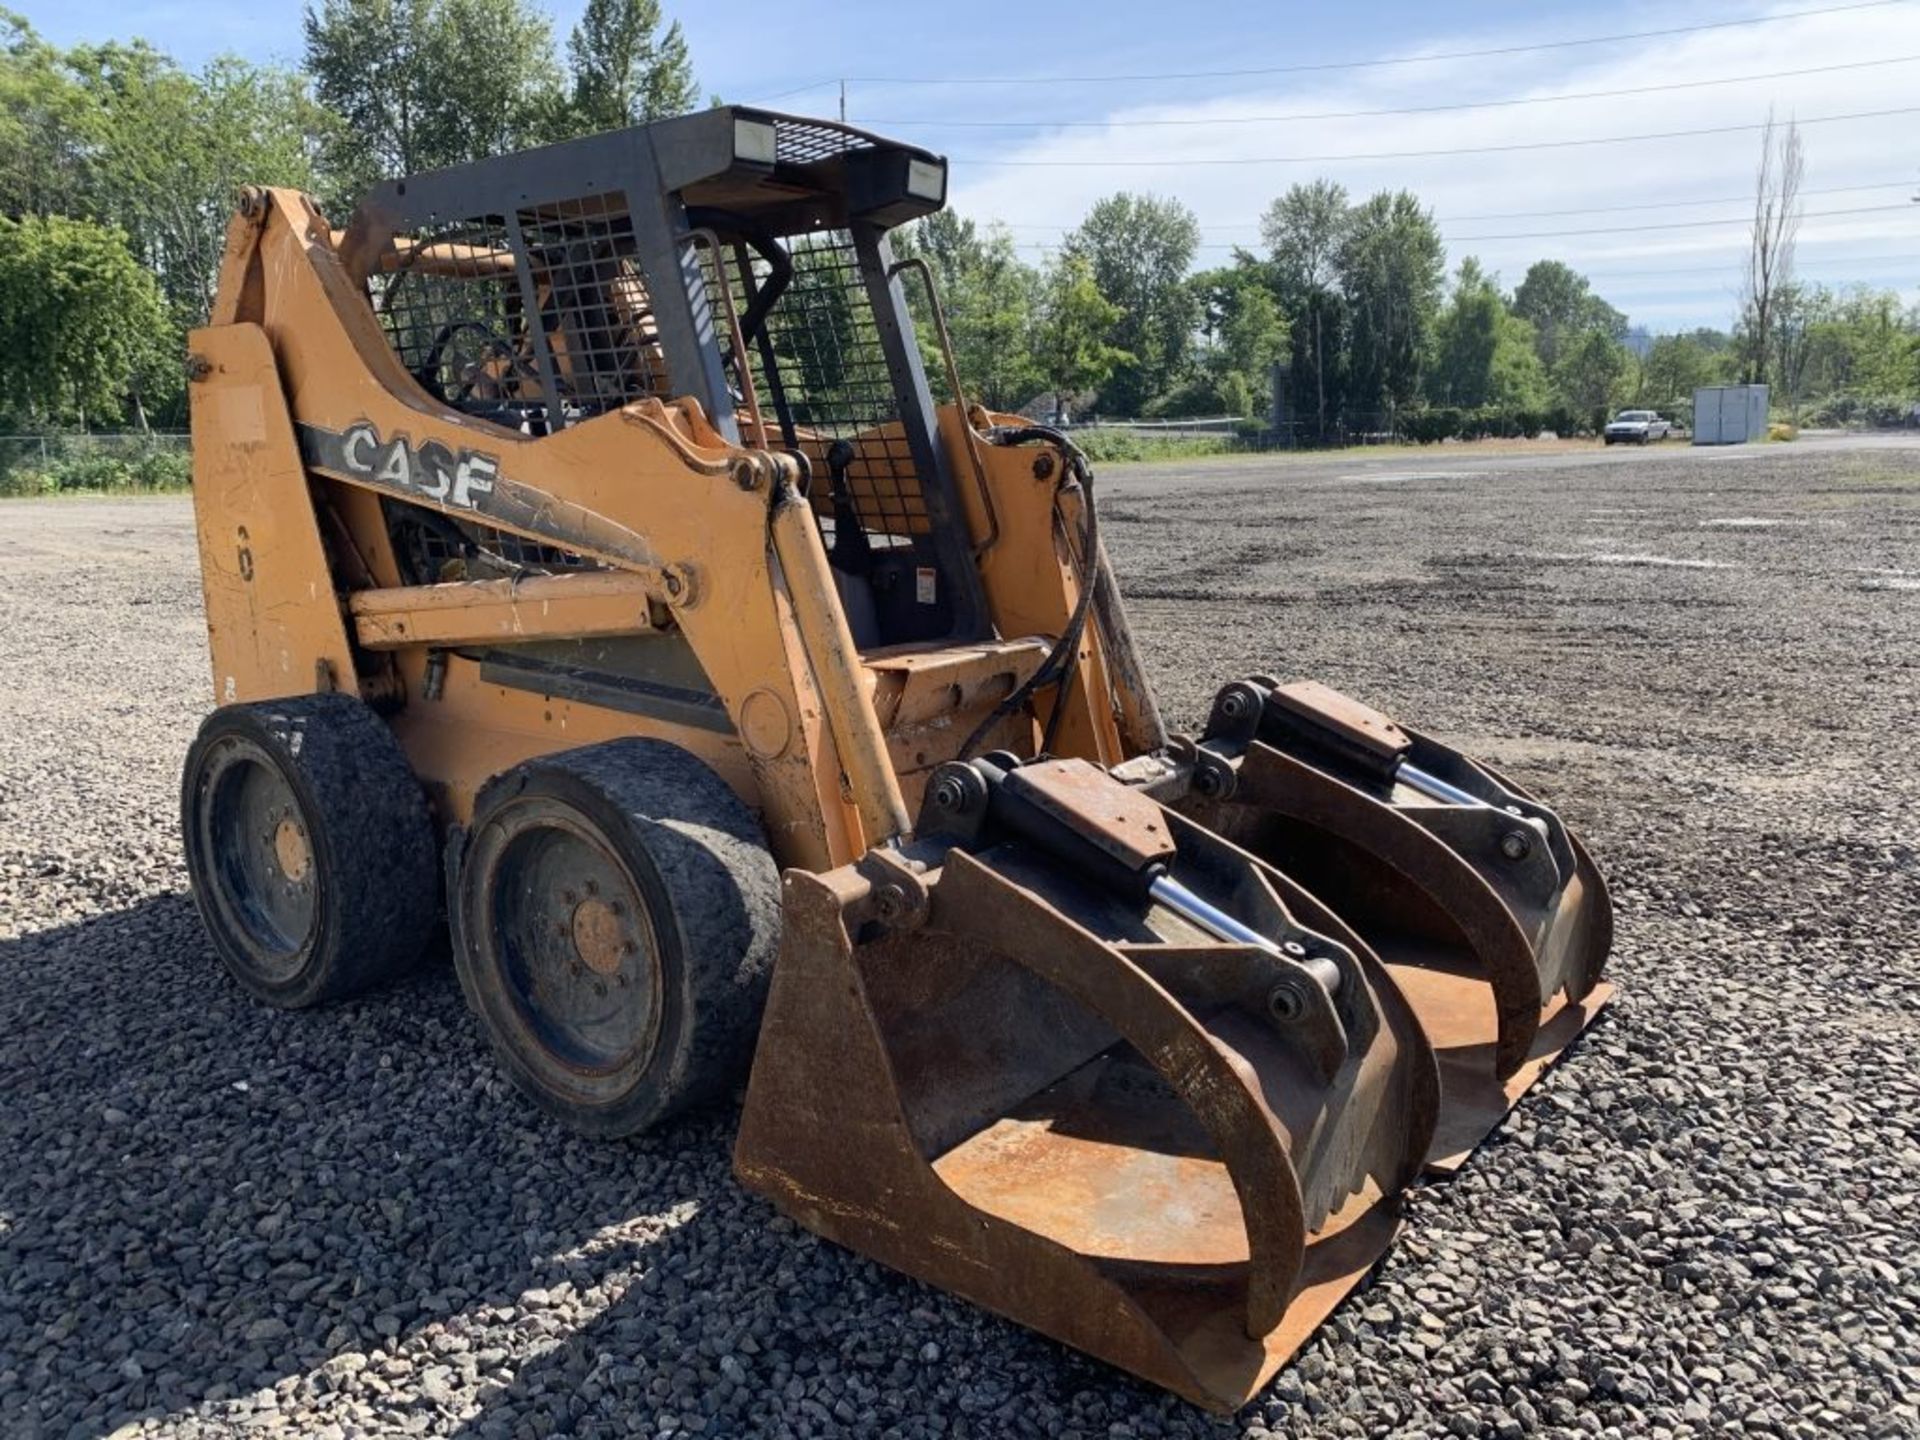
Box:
[1500, 830, 1534, 861]
[1268, 981, 1309, 1022]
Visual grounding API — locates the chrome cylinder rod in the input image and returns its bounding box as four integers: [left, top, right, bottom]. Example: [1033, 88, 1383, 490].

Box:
[1397, 762, 1484, 807]
[1148, 874, 1341, 993]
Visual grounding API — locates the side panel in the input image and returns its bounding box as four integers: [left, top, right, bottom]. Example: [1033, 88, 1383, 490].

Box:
[939, 409, 1127, 766]
[187, 323, 356, 704]
[200, 191, 865, 873]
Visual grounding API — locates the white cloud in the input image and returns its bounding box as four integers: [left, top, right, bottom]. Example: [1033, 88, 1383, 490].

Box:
[878, 1, 1920, 329]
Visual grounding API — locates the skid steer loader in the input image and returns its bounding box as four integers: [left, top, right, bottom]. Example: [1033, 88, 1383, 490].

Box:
[179, 107, 1612, 1411]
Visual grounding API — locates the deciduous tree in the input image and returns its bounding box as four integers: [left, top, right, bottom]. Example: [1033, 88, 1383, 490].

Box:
[1262, 179, 1348, 437]
[303, 0, 564, 196]
[1338, 190, 1444, 424]
[1743, 110, 1804, 388]
[0, 214, 174, 427]
[1031, 254, 1128, 424]
[1064, 193, 1198, 414]
[566, 0, 695, 133]
[1512, 259, 1625, 373]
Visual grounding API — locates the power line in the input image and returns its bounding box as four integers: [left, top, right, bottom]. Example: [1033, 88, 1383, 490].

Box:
[863, 55, 1920, 130]
[752, 0, 1908, 93]
[1007, 218, 1918, 255]
[1451, 202, 1913, 242]
[954, 105, 1920, 167]
[984, 178, 1920, 231]
[1585, 253, 1917, 279]
[1440, 179, 1920, 224]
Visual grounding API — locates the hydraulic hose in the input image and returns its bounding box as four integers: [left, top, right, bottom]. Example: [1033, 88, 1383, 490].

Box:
[957, 426, 1102, 760]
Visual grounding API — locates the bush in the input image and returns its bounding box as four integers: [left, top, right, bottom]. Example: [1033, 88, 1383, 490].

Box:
[1542, 404, 1589, 438]
[1403, 408, 1461, 444]
[1801, 394, 1917, 429]
[1403, 406, 1553, 443]
[0, 465, 56, 497]
[1068, 429, 1238, 464]
[0, 442, 191, 496]
[1767, 422, 1797, 442]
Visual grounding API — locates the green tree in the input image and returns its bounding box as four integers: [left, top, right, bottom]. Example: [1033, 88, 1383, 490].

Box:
[1512, 259, 1625, 372]
[893, 211, 1042, 411]
[566, 0, 695, 133]
[1338, 190, 1444, 424]
[1430, 258, 1500, 407]
[1064, 192, 1199, 414]
[1168, 260, 1287, 416]
[1797, 286, 1918, 402]
[0, 11, 97, 218]
[0, 214, 174, 427]
[1262, 179, 1349, 438]
[303, 0, 564, 196]
[1639, 334, 1724, 409]
[1553, 327, 1632, 419]
[1031, 253, 1129, 423]
[69, 43, 324, 322]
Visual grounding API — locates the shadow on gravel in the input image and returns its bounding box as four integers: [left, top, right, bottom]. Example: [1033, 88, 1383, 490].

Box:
[0, 894, 743, 1440]
[1, 896, 1230, 1440]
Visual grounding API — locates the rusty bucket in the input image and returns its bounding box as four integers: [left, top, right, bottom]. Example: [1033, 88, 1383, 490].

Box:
[1177, 679, 1614, 1171]
[735, 755, 1439, 1411]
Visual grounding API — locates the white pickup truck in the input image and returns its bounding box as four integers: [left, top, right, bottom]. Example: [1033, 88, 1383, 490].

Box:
[1603, 409, 1673, 445]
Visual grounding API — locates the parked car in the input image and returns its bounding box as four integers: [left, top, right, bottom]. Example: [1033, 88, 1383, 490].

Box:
[1604, 409, 1673, 445]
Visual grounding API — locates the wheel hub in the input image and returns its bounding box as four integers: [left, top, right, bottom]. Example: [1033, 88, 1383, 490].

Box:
[570, 896, 628, 978]
[272, 816, 312, 882]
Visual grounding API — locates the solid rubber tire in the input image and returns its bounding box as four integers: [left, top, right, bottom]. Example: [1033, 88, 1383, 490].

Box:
[181, 693, 439, 1008]
[449, 739, 781, 1138]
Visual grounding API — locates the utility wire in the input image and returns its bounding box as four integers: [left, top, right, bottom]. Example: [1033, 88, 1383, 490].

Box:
[986, 179, 1920, 231]
[745, 0, 1907, 94]
[1005, 204, 1917, 252]
[1440, 179, 1920, 224]
[1585, 253, 1919, 279]
[953, 105, 1920, 167]
[863, 55, 1920, 129]
[1447, 203, 1913, 243]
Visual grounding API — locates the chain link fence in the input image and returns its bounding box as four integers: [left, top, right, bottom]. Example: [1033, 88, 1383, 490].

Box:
[1065, 412, 1410, 461]
[0, 433, 192, 496]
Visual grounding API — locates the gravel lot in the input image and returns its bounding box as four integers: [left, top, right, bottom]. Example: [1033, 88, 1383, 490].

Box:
[2, 438, 1917, 1440]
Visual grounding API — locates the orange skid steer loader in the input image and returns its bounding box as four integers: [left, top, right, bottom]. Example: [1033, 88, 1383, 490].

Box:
[179, 108, 1612, 1411]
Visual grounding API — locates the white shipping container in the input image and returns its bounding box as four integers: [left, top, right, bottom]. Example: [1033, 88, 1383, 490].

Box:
[1692, 384, 1769, 444]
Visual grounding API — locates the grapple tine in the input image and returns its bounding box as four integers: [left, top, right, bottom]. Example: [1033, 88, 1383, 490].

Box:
[734, 759, 1436, 1412]
[1177, 678, 1614, 1172]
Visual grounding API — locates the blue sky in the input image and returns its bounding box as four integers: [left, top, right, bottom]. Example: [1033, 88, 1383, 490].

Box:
[17, 0, 1920, 330]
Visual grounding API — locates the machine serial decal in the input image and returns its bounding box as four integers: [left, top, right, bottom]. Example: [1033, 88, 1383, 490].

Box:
[297, 421, 501, 513]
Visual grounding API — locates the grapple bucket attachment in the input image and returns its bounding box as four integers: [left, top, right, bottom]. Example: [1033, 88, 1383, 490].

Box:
[1177, 679, 1614, 1171]
[735, 756, 1438, 1411]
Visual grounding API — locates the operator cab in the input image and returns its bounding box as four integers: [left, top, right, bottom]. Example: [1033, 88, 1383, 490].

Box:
[340, 107, 982, 651]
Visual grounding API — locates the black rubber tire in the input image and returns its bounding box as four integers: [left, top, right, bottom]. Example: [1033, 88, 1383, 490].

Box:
[449, 739, 781, 1138]
[181, 693, 439, 1009]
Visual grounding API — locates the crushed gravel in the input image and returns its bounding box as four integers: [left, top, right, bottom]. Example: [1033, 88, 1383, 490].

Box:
[2, 438, 1917, 1440]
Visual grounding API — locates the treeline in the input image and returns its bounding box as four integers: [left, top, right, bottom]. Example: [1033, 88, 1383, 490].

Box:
[4, 0, 1917, 451]
[0, 0, 693, 437]
[902, 183, 1920, 439]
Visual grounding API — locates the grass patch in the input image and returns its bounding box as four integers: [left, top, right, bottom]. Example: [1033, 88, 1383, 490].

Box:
[1069, 431, 1241, 464]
